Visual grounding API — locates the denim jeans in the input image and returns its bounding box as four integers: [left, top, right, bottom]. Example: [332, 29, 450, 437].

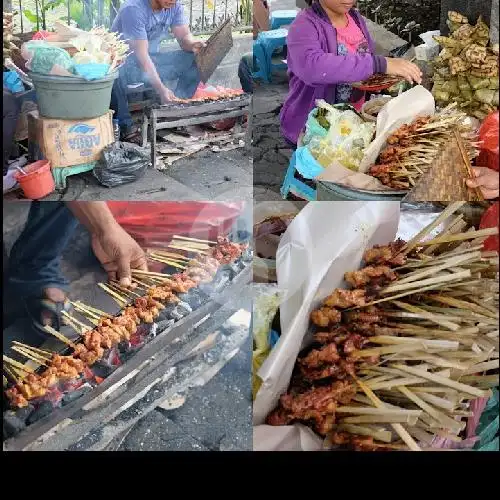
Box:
[110, 49, 201, 129]
[238, 52, 254, 94]
[8, 202, 80, 299]
[3, 91, 21, 174]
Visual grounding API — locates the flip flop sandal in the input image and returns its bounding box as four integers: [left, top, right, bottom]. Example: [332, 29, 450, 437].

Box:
[121, 127, 143, 145]
[23, 296, 72, 339]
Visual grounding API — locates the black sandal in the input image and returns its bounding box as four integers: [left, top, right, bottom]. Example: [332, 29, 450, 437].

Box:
[23, 295, 72, 338]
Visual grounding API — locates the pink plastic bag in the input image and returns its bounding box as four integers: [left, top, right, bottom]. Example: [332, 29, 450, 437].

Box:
[477, 111, 499, 172]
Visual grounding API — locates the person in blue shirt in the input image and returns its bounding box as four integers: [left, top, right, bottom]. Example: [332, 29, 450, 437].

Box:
[110, 0, 205, 141]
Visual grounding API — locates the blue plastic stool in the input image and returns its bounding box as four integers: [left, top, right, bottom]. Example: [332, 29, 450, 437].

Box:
[280, 150, 317, 201]
[252, 29, 288, 83]
[270, 10, 298, 30]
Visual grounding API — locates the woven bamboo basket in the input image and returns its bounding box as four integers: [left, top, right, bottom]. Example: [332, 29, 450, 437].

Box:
[404, 128, 484, 202]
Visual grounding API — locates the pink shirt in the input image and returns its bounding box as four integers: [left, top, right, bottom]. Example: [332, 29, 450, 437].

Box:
[335, 13, 370, 110]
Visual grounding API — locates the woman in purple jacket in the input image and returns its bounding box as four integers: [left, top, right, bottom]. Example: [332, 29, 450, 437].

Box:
[280, 0, 422, 148]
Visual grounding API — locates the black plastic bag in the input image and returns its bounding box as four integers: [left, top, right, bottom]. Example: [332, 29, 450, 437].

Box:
[93, 142, 150, 188]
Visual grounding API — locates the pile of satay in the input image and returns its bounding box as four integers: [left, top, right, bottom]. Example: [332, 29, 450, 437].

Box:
[266, 202, 499, 451]
[368, 105, 479, 190]
[4, 236, 247, 410]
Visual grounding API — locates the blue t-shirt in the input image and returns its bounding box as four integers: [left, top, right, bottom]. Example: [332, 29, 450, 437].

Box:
[111, 0, 187, 53]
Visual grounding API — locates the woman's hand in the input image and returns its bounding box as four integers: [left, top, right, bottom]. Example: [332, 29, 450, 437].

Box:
[385, 58, 422, 84]
[466, 167, 499, 199]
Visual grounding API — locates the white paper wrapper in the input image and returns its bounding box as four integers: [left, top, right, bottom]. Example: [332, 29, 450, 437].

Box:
[253, 202, 446, 451]
[359, 85, 435, 173]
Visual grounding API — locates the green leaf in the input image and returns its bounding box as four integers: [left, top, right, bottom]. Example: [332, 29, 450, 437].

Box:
[23, 9, 40, 23]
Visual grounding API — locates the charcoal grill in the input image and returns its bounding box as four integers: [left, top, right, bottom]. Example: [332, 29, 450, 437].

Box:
[3, 253, 251, 451]
[142, 93, 251, 168]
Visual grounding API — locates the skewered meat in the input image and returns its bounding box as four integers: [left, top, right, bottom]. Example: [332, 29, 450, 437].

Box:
[300, 359, 356, 381]
[344, 265, 398, 288]
[344, 306, 384, 325]
[299, 343, 340, 368]
[323, 289, 366, 308]
[5, 387, 28, 408]
[122, 306, 141, 324]
[267, 381, 356, 434]
[147, 286, 180, 303]
[330, 432, 392, 451]
[362, 239, 406, 266]
[342, 333, 368, 354]
[209, 236, 245, 264]
[311, 307, 341, 327]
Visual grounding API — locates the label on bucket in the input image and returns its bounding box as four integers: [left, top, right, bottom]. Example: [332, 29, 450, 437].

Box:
[31, 111, 114, 168]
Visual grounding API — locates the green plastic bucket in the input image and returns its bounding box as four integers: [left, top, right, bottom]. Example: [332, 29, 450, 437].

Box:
[29, 71, 118, 120]
[317, 180, 406, 201]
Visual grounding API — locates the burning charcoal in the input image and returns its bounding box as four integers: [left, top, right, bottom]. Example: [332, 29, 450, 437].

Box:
[157, 303, 178, 321]
[91, 362, 115, 379]
[15, 404, 35, 424]
[27, 401, 54, 425]
[176, 301, 192, 315]
[155, 318, 175, 333]
[62, 384, 92, 406]
[4, 411, 26, 438]
[169, 308, 185, 321]
[178, 290, 204, 310]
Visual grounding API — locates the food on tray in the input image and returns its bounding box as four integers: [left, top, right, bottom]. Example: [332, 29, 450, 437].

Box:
[265, 204, 499, 451]
[352, 74, 404, 90]
[368, 105, 478, 189]
[4, 237, 248, 409]
[432, 12, 499, 120]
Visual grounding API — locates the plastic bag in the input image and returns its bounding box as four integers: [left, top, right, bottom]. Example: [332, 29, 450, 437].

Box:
[477, 111, 499, 172]
[21, 41, 74, 77]
[252, 284, 282, 400]
[3, 71, 24, 93]
[302, 108, 329, 145]
[93, 142, 149, 188]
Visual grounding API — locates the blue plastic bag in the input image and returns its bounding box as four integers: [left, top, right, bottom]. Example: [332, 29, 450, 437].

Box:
[73, 63, 111, 81]
[3, 71, 24, 93]
[303, 108, 328, 145]
[294, 146, 325, 179]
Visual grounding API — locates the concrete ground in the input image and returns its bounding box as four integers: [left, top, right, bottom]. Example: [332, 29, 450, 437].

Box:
[5, 34, 253, 203]
[3, 202, 252, 451]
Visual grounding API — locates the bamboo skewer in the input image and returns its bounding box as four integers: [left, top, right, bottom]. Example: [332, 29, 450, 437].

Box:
[353, 376, 422, 451]
[98, 283, 129, 306]
[3, 355, 35, 373]
[44, 325, 77, 349]
[172, 235, 216, 245]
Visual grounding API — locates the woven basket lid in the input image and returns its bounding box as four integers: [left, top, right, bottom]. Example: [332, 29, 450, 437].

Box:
[403, 129, 483, 202]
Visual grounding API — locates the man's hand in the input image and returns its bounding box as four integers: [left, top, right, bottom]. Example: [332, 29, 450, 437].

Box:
[91, 223, 148, 287]
[466, 167, 499, 199]
[190, 40, 206, 54]
[159, 86, 177, 104]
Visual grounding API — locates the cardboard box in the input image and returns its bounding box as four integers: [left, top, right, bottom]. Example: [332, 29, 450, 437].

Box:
[28, 111, 114, 168]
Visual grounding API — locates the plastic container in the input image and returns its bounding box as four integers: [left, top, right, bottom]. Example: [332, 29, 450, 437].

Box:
[14, 160, 55, 199]
[29, 71, 118, 119]
[316, 180, 406, 201]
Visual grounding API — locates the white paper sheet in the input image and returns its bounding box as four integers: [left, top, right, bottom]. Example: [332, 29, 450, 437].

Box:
[252, 202, 446, 450]
[359, 85, 435, 173]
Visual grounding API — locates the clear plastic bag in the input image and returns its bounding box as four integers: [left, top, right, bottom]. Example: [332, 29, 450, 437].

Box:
[93, 142, 149, 188]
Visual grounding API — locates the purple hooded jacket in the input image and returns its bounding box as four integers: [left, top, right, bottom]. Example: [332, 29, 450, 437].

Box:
[280, 6, 387, 145]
